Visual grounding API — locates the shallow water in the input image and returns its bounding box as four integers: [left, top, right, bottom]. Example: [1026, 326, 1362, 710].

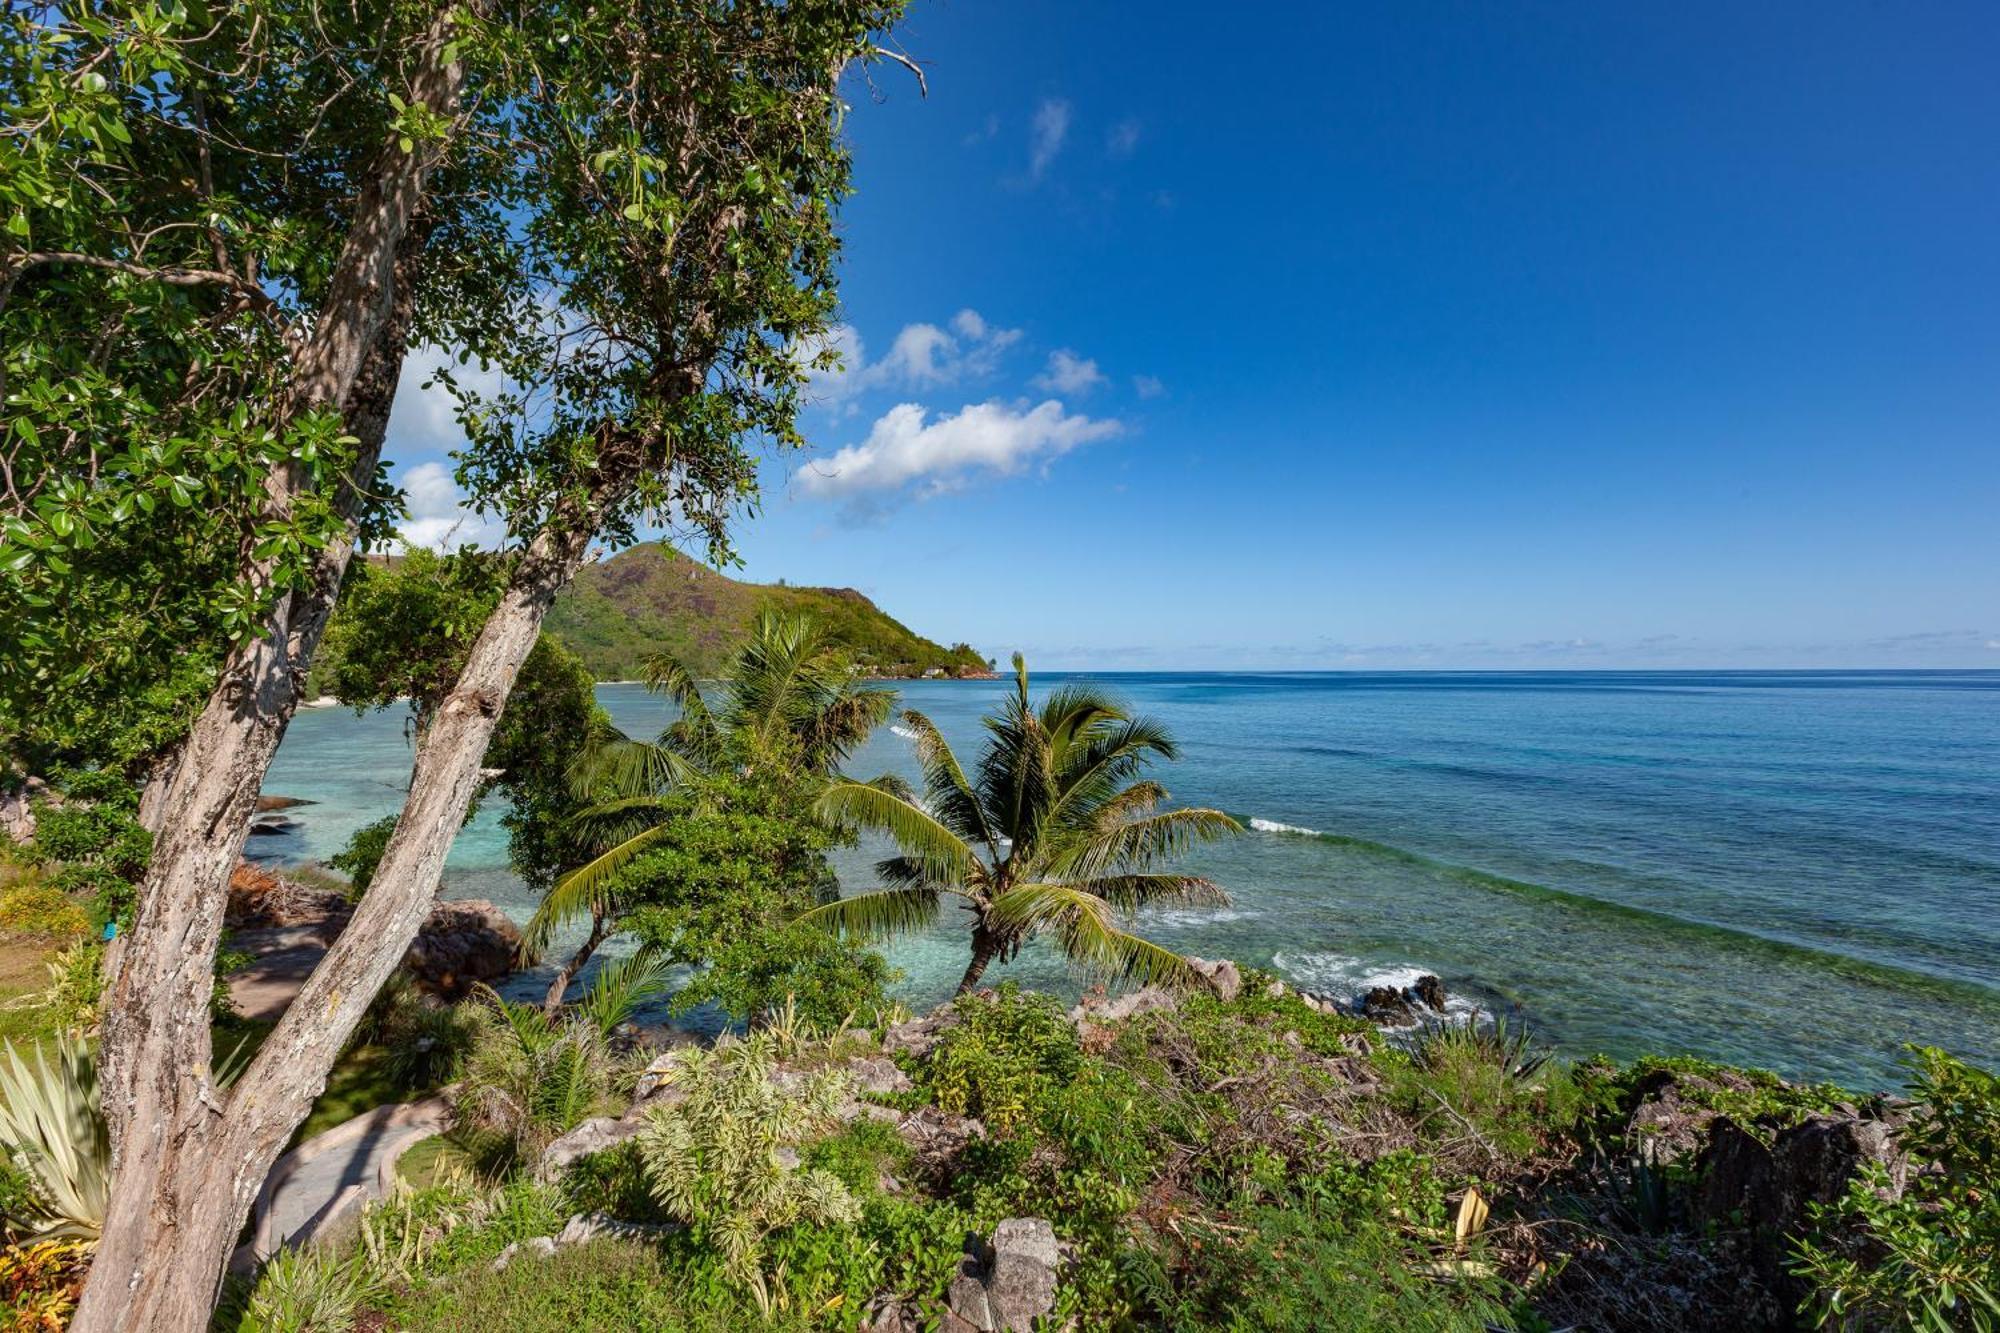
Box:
[258, 670, 2000, 1089]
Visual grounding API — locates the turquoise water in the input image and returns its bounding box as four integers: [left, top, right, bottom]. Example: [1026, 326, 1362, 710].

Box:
[258, 670, 2000, 1089]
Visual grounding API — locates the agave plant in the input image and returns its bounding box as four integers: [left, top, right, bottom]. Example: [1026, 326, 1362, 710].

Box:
[0, 1036, 108, 1239]
[800, 656, 1241, 992]
[524, 611, 896, 1007]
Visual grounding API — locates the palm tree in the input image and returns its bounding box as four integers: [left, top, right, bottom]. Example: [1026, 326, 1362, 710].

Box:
[798, 656, 1241, 993]
[526, 611, 896, 1008]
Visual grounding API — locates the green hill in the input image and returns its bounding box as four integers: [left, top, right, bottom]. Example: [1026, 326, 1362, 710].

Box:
[542, 543, 993, 680]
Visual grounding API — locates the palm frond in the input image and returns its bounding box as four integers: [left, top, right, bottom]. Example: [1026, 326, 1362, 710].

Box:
[897, 710, 1000, 855]
[567, 736, 701, 801]
[526, 822, 676, 953]
[576, 949, 670, 1037]
[987, 882, 1200, 989]
[814, 781, 978, 883]
[795, 886, 948, 940]
[1069, 872, 1230, 912]
[1058, 807, 1242, 879]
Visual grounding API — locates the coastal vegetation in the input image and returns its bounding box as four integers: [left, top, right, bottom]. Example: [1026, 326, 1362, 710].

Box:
[0, 2, 1992, 1331]
[803, 657, 1241, 993]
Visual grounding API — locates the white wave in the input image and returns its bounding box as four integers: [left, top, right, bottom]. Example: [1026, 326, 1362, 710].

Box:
[1271, 951, 1485, 1024]
[1249, 817, 1321, 837]
[1142, 906, 1263, 929]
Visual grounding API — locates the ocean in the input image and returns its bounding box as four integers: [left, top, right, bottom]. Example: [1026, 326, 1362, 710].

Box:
[256, 669, 2000, 1090]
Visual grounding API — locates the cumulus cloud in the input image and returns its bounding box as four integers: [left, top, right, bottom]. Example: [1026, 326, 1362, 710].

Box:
[795, 399, 1122, 507]
[1029, 99, 1071, 180]
[396, 461, 506, 550]
[1106, 118, 1141, 158]
[1031, 348, 1106, 395]
[802, 309, 1021, 403]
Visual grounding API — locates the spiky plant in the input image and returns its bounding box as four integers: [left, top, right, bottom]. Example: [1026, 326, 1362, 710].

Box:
[525, 611, 896, 1000]
[635, 1032, 858, 1299]
[454, 955, 667, 1159]
[0, 1036, 108, 1239]
[799, 655, 1241, 993]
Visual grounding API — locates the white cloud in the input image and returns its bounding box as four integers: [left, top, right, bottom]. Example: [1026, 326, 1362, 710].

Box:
[962, 112, 1000, 146]
[795, 399, 1122, 503]
[1132, 374, 1166, 399]
[1031, 348, 1106, 395]
[395, 461, 506, 551]
[1106, 118, 1141, 158]
[385, 344, 511, 457]
[803, 309, 1021, 403]
[1029, 99, 1071, 180]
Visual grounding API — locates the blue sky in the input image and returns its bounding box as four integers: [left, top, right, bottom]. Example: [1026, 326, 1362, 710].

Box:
[392, 1, 2000, 669]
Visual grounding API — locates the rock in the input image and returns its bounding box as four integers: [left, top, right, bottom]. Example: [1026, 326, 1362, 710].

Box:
[1359, 985, 1416, 1025]
[1264, 979, 1287, 998]
[555, 1211, 677, 1246]
[490, 1235, 559, 1271]
[1693, 1110, 1908, 1308]
[845, 1054, 915, 1096]
[634, 1047, 699, 1100]
[883, 1008, 957, 1060]
[946, 1218, 1062, 1332]
[247, 814, 301, 836]
[1185, 956, 1242, 1002]
[1626, 1068, 1753, 1166]
[404, 899, 523, 995]
[1409, 974, 1448, 1013]
[1068, 984, 1179, 1026]
[862, 1295, 923, 1333]
[255, 795, 313, 812]
[540, 1114, 648, 1175]
[0, 775, 49, 844]
[894, 1104, 986, 1162]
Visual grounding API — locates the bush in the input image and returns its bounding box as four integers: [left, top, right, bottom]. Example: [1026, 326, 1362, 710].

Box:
[14, 942, 105, 1037]
[329, 816, 397, 898]
[671, 922, 895, 1034]
[924, 985, 1084, 1135]
[0, 1238, 91, 1330]
[635, 1033, 859, 1301]
[0, 886, 87, 941]
[218, 1244, 384, 1333]
[1792, 1048, 2000, 1332]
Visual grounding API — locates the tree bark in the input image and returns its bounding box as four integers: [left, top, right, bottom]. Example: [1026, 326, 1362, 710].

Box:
[956, 923, 1005, 994]
[544, 907, 612, 1012]
[75, 44, 460, 1312]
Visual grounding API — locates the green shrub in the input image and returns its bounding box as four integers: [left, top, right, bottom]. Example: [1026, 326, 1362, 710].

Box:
[635, 1032, 859, 1302]
[328, 816, 397, 898]
[1792, 1048, 2000, 1332]
[218, 1244, 384, 1333]
[1117, 1175, 1515, 1332]
[924, 984, 1083, 1134]
[0, 885, 87, 941]
[1383, 1015, 1588, 1162]
[13, 941, 106, 1037]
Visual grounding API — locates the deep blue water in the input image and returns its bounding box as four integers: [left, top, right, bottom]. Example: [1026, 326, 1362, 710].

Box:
[258, 670, 2000, 1089]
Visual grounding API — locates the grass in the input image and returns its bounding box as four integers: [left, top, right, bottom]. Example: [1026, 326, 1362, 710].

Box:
[0, 938, 60, 1047]
[379, 1237, 809, 1332]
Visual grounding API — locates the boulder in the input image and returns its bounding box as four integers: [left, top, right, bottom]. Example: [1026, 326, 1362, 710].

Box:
[883, 1008, 958, 1060]
[1185, 956, 1242, 1002]
[1410, 974, 1448, 1013]
[844, 1054, 915, 1097]
[1359, 985, 1416, 1025]
[0, 775, 49, 844]
[1626, 1067, 1756, 1166]
[1068, 984, 1179, 1026]
[539, 1114, 647, 1175]
[404, 899, 522, 995]
[946, 1218, 1062, 1332]
[255, 795, 314, 813]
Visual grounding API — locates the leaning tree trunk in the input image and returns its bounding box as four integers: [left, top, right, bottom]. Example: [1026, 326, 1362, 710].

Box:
[957, 922, 1006, 993]
[76, 32, 464, 1322]
[544, 906, 612, 1012]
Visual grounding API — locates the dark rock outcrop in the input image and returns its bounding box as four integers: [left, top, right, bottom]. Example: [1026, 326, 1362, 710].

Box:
[945, 1218, 1062, 1332]
[1360, 985, 1416, 1025]
[403, 899, 521, 995]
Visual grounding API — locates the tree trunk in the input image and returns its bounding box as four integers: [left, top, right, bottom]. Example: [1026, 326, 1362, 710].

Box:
[544, 908, 611, 1013]
[78, 507, 593, 1329]
[956, 923, 1005, 994]
[76, 33, 462, 1311]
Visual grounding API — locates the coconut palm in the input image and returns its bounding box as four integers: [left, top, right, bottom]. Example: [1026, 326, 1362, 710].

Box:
[798, 656, 1241, 993]
[526, 611, 896, 1006]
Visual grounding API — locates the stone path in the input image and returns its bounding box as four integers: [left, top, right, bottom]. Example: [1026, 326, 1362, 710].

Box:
[232, 1094, 451, 1270]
